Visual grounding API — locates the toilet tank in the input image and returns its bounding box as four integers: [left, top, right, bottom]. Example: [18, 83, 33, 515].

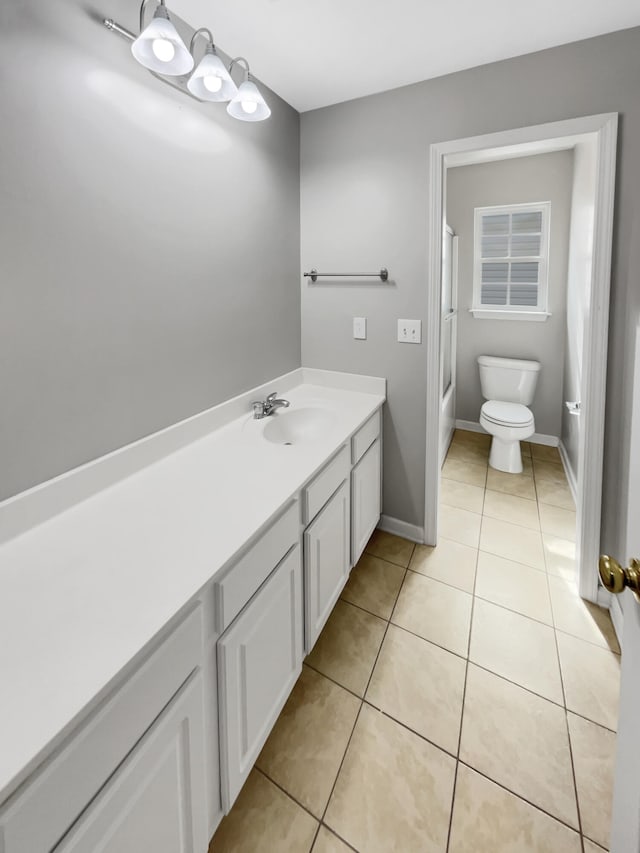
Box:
[478, 355, 541, 404]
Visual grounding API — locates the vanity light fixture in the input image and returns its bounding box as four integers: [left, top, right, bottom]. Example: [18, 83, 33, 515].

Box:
[131, 0, 193, 76]
[103, 2, 270, 122]
[227, 58, 272, 122]
[187, 30, 238, 102]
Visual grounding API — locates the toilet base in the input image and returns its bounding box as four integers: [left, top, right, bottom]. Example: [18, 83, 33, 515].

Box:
[489, 436, 524, 473]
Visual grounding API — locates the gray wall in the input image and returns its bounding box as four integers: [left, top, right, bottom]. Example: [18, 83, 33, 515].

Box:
[300, 26, 640, 560]
[0, 0, 301, 500]
[447, 151, 574, 437]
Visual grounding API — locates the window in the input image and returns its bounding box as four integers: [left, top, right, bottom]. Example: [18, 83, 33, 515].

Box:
[472, 202, 551, 320]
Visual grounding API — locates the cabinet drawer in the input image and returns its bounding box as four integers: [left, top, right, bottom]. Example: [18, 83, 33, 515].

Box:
[214, 501, 299, 632]
[218, 545, 303, 811]
[351, 410, 381, 464]
[303, 446, 349, 524]
[0, 604, 203, 853]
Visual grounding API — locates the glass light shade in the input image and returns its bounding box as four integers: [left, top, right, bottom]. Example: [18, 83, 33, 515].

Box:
[187, 49, 238, 102]
[227, 80, 271, 122]
[131, 7, 194, 76]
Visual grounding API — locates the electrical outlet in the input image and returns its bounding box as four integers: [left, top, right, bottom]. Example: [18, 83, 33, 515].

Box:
[353, 317, 367, 340]
[397, 319, 421, 344]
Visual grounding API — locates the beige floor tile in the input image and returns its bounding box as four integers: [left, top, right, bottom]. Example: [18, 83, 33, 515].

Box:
[440, 478, 485, 514]
[533, 460, 567, 485]
[583, 840, 608, 852]
[460, 665, 578, 828]
[306, 600, 386, 696]
[392, 571, 472, 657]
[531, 444, 562, 463]
[257, 667, 360, 818]
[439, 504, 482, 548]
[556, 632, 621, 731]
[475, 551, 552, 624]
[410, 537, 477, 593]
[539, 502, 576, 542]
[210, 770, 318, 853]
[311, 827, 352, 853]
[364, 529, 415, 567]
[480, 516, 545, 570]
[469, 599, 563, 703]
[548, 575, 620, 652]
[452, 429, 491, 449]
[341, 553, 405, 619]
[522, 454, 534, 474]
[447, 442, 489, 466]
[483, 490, 540, 531]
[486, 467, 536, 500]
[442, 457, 488, 487]
[325, 704, 456, 853]
[448, 764, 582, 853]
[543, 534, 577, 581]
[535, 478, 575, 510]
[520, 440, 532, 458]
[366, 624, 466, 754]
[568, 713, 616, 850]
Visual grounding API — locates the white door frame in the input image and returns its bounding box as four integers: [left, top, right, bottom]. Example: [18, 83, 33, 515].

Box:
[424, 113, 618, 603]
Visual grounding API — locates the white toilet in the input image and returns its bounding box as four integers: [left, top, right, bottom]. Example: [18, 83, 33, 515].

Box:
[478, 356, 541, 474]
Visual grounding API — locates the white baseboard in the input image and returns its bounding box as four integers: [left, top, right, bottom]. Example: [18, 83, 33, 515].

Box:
[378, 514, 424, 544]
[609, 594, 624, 650]
[455, 419, 559, 446]
[454, 419, 486, 434]
[558, 440, 578, 505]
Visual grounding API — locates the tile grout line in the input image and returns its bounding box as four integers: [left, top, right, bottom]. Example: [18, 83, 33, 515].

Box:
[256, 536, 416, 852]
[253, 766, 321, 825]
[315, 544, 414, 844]
[445, 518, 481, 852]
[537, 471, 587, 851]
[455, 760, 585, 839]
[445, 444, 585, 849]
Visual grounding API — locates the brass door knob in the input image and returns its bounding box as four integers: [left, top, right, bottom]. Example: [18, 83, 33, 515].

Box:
[599, 555, 640, 594]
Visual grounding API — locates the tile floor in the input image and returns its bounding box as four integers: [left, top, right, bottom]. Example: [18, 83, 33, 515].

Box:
[209, 430, 620, 853]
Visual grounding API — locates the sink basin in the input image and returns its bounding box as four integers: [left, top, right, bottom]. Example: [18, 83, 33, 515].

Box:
[262, 408, 335, 445]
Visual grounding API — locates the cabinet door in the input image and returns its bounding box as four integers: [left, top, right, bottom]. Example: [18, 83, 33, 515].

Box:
[351, 439, 382, 565]
[304, 480, 350, 652]
[54, 671, 207, 853]
[218, 546, 303, 811]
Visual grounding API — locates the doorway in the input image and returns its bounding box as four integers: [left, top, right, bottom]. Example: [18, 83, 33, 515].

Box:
[424, 113, 618, 605]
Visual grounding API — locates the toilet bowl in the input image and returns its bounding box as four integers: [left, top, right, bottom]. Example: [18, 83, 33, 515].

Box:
[477, 356, 541, 474]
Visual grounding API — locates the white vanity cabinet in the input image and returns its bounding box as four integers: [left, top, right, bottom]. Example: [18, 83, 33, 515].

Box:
[0, 605, 207, 853]
[351, 413, 382, 564]
[54, 671, 208, 853]
[0, 391, 385, 853]
[217, 545, 303, 811]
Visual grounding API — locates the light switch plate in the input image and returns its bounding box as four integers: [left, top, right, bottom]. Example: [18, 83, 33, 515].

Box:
[397, 319, 422, 344]
[353, 317, 367, 340]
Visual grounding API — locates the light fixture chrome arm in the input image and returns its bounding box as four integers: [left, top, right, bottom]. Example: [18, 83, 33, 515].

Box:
[228, 56, 251, 80]
[190, 28, 215, 54]
[140, 0, 165, 32]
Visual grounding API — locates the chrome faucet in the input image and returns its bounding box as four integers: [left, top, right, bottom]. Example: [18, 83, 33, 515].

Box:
[251, 392, 291, 419]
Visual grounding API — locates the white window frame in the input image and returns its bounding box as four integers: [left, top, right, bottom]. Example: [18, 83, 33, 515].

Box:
[471, 201, 551, 321]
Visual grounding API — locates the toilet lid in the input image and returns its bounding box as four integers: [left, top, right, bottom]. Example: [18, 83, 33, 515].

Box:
[481, 400, 534, 427]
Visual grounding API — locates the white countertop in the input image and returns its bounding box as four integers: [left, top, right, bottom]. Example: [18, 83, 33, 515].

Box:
[0, 373, 384, 805]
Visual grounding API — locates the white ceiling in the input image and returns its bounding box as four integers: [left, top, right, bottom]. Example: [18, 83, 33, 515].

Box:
[176, 1, 640, 112]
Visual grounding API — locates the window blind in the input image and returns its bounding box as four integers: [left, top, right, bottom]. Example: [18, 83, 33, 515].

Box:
[478, 206, 546, 310]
